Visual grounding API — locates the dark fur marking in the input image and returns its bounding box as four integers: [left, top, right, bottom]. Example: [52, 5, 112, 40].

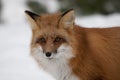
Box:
[25, 10, 39, 20]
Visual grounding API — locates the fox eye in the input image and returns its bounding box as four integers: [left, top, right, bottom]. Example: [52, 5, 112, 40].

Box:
[54, 37, 63, 43]
[36, 37, 46, 43]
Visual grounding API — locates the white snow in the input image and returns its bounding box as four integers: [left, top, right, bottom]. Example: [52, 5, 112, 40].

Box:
[75, 14, 120, 27]
[0, 0, 120, 80]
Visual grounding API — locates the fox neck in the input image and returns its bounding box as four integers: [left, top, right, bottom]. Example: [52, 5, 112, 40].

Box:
[42, 55, 79, 80]
[69, 26, 91, 80]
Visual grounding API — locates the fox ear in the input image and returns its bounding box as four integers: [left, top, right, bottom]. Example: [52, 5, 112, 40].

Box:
[25, 10, 39, 30]
[25, 10, 39, 21]
[59, 9, 75, 29]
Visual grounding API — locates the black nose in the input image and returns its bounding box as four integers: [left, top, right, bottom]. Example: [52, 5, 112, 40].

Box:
[45, 52, 52, 57]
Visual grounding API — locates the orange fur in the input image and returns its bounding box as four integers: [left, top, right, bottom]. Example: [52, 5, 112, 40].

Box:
[70, 26, 120, 80]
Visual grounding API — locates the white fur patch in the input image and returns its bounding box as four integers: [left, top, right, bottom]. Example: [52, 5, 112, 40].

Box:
[32, 44, 79, 80]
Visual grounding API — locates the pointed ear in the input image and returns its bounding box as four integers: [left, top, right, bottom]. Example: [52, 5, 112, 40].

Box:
[25, 10, 39, 21]
[25, 10, 39, 30]
[59, 9, 75, 29]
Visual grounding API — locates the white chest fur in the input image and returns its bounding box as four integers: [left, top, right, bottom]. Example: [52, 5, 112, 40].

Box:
[32, 45, 79, 80]
[43, 57, 79, 80]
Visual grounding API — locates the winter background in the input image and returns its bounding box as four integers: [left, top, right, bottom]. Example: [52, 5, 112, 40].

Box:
[0, 0, 120, 80]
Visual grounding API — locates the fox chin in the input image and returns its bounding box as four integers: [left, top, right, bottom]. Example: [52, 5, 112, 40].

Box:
[25, 9, 120, 80]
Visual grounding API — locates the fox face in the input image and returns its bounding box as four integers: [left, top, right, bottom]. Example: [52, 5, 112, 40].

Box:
[32, 29, 72, 59]
[25, 10, 75, 60]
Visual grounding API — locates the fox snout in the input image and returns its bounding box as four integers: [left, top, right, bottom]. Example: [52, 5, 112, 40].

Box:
[45, 52, 52, 57]
[43, 50, 57, 58]
[42, 45, 57, 58]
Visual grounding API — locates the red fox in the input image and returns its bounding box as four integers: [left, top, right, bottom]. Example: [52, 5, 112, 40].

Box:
[25, 9, 120, 80]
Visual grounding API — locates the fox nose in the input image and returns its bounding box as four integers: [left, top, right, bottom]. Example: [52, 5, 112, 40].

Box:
[45, 52, 52, 57]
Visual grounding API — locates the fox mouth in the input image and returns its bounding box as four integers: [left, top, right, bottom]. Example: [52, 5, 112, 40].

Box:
[47, 57, 54, 60]
[44, 55, 53, 59]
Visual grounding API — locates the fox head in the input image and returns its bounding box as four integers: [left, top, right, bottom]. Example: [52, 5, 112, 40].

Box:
[25, 9, 76, 60]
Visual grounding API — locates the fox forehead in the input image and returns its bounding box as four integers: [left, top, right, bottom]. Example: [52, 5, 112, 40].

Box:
[36, 13, 61, 29]
[33, 13, 65, 37]
[28, 10, 75, 45]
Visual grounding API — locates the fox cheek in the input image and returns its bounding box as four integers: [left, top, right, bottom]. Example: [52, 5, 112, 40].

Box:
[39, 46, 43, 52]
[36, 45, 43, 53]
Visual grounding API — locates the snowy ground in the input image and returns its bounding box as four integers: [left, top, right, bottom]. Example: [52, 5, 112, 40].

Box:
[0, 0, 120, 80]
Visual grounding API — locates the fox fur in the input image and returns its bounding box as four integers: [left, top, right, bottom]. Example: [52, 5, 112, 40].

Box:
[25, 9, 120, 80]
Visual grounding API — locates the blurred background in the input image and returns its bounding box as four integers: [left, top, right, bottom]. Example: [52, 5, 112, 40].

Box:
[0, 0, 120, 80]
[26, 0, 120, 15]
